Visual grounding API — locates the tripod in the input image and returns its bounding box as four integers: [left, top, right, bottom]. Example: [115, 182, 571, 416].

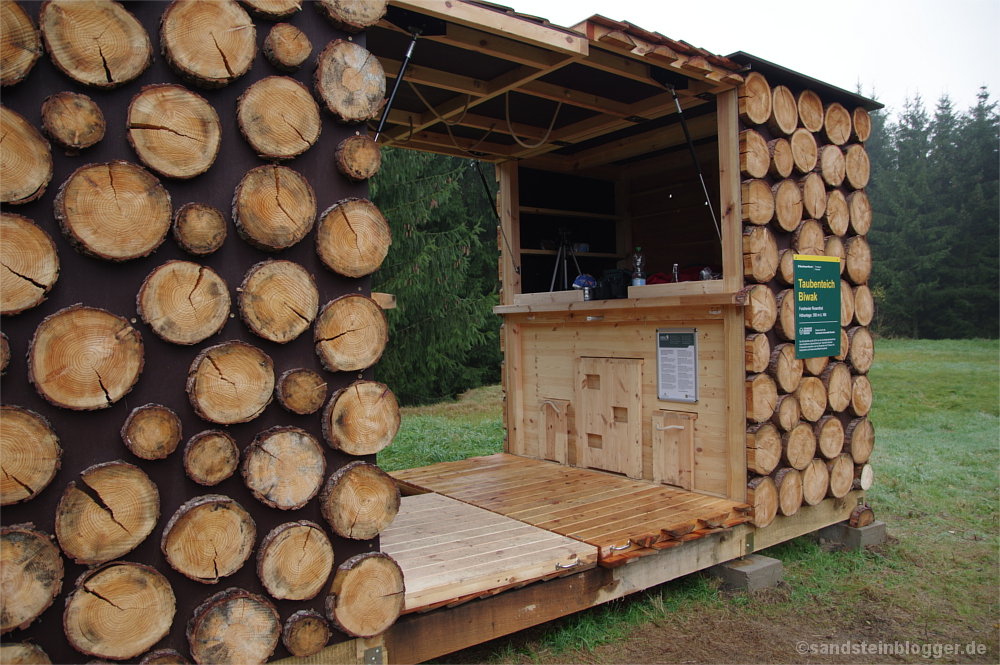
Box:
[549, 228, 583, 292]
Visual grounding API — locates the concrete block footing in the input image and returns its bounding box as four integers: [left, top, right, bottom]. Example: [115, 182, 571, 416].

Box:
[815, 520, 888, 549]
[708, 554, 783, 592]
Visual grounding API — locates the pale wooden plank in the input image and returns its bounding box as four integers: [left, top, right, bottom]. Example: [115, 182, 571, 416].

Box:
[386, 524, 544, 562]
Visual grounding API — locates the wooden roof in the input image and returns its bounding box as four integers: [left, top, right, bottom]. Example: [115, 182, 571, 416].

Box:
[367, 0, 745, 168]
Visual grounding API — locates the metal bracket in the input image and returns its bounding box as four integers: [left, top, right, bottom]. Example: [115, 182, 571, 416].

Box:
[744, 531, 755, 556]
[365, 647, 384, 665]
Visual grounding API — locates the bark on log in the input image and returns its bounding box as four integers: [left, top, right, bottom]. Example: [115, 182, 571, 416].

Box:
[776, 248, 795, 287]
[55, 161, 171, 261]
[746, 476, 777, 528]
[187, 588, 279, 665]
[772, 467, 803, 517]
[846, 190, 872, 235]
[745, 373, 777, 424]
[737, 71, 771, 126]
[314, 40, 385, 123]
[0, 105, 52, 205]
[823, 103, 852, 145]
[742, 225, 778, 284]
[768, 343, 803, 394]
[795, 376, 827, 422]
[315, 0, 388, 34]
[55, 460, 158, 565]
[239, 260, 318, 344]
[803, 354, 828, 377]
[242, 426, 325, 511]
[282, 610, 330, 659]
[781, 421, 816, 470]
[238, 76, 320, 161]
[745, 332, 770, 373]
[774, 288, 796, 341]
[241, 0, 300, 20]
[264, 22, 312, 72]
[1, 1, 41, 86]
[801, 458, 830, 506]
[183, 430, 239, 486]
[849, 374, 873, 417]
[767, 137, 793, 178]
[771, 393, 800, 432]
[799, 171, 826, 221]
[797, 89, 824, 133]
[29, 305, 143, 410]
[739, 129, 769, 178]
[161, 0, 256, 89]
[137, 261, 230, 345]
[127, 84, 221, 179]
[276, 368, 327, 415]
[314, 295, 388, 372]
[767, 85, 798, 137]
[853, 464, 874, 491]
[821, 361, 852, 414]
[0, 332, 8, 375]
[843, 144, 870, 190]
[844, 416, 874, 464]
[851, 106, 872, 143]
[823, 189, 849, 237]
[39, 0, 151, 89]
[0, 523, 63, 634]
[0, 406, 61, 506]
[173, 203, 227, 256]
[316, 198, 392, 278]
[257, 521, 334, 600]
[746, 422, 781, 476]
[320, 461, 400, 540]
[323, 381, 401, 456]
[0, 213, 59, 316]
[64, 562, 174, 660]
[825, 453, 854, 499]
[741, 178, 774, 225]
[336, 134, 382, 182]
[0, 643, 51, 663]
[843, 235, 871, 285]
[186, 341, 274, 425]
[121, 403, 183, 460]
[789, 127, 817, 174]
[40, 92, 105, 152]
[813, 414, 845, 460]
[846, 326, 874, 374]
[771, 179, 802, 232]
[826, 238, 846, 276]
[233, 164, 316, 252]
[140, 649, 191, 665]
[325, 552, 404, 637]
[815, 144, 845, 188]
[743, 284, 777, 333]
[162, 495, 256, 584]
[791, 218, 825, 256]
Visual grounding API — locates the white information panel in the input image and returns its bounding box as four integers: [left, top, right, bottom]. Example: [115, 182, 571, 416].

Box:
[656, 328, 698, 403]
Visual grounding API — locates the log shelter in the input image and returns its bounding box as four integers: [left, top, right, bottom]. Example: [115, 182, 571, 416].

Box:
[0, 1, 879, 663]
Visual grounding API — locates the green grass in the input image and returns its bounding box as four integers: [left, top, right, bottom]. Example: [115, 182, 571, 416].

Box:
[382, 340, 1000, 663]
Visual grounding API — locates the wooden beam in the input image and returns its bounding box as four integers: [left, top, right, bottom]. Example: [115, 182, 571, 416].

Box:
[751, 491, 865, 551]
[516, 79, 631, 117]
[377, 107, 549, 142]
[390, 0, 589, 56]
[430, 22, 568, 68]
[381, 57, 487, 96]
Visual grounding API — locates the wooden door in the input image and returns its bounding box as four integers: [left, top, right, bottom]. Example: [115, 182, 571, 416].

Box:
[575, 357, 643, 478]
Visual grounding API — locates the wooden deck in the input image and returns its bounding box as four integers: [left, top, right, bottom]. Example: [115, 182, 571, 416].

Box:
[380, 493, 598, 612]
[391, 454, 751, 566]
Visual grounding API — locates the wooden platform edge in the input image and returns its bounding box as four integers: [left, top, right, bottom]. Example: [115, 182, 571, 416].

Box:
[382, 492, 867, 664]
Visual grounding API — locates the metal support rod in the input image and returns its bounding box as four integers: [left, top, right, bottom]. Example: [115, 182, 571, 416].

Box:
[374, 29, 421, 142]
[668, 86, 722, 241]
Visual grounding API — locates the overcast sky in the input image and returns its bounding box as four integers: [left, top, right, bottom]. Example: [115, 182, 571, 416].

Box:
[512, 0, 1000, 118]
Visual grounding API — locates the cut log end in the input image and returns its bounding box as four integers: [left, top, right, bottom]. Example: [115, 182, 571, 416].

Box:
[1, 1, 42, 86]
[257, 521, 334, 600]
[264, 23, 312, 71]
[242, 0, 302, 20]
[239, 260, 319, 344]
[0, 643, 51, 664]
[41, 92, 106, 151]
[1, 105, 52, 205]
[737, 71, 771, 126]
[0, 213, 59, 316]
[316, 0, 388, 33]
[746, 476, 778, 528]
[162, 495, 256, 584]
[121, 403, 183, 460]
[138, 261, 230, 346]
[233, 164, 316, 252]
[742, 225, 778, 284]
[139, 649, 191, 665]
[773, 467, 803, 517]
[826, 454, 855, 498]
[326, 552, 404, 638]
[242, 426, 325, 511]
[127, 84, 221, 179]
[186, 341, 274, 425]
[187, 588, 279, 665]
[746, 422, 781, 476]
[314, 295, 389, 373]
[0, 523, 63, 634]
[316, 198, 392, 278]
[0, 406, 62, 507]
[323, 381, 401, 455]
[745, 332, 770, 374]
[801, 458, 830, 506]
[767, 85, 798, 137]
[183, 430, 239, 486]
[162, 0, 256, 89]
[173, 203, 227, 256]
[314, 40, 385, 123]
[320, 461, 400, 540]
[743, 284, 777, 333]
[739, 129, 769, 179]
[283, 610, 331, 658]
[782, 422, 817, 470]
[336, 135, 382, 182]
[276, 368, 328, 415]
[238, 76, 320, 161]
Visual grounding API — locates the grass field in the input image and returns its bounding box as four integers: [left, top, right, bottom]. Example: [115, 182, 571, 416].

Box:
[378, 339, 999, 664]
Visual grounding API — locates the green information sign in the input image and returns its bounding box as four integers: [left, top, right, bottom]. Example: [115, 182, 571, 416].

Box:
[793, 255, 841, 359]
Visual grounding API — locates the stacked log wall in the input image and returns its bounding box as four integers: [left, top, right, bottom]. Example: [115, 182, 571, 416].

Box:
[739, 72, 874, 528]
[0, 1, 396, 662]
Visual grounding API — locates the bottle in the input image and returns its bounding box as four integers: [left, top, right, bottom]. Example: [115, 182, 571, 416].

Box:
[672, 263, 679, 283]
[631, 247, 646, 286]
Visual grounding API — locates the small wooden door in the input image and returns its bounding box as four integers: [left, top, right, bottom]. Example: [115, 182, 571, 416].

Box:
[575, 357, 643, 479]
